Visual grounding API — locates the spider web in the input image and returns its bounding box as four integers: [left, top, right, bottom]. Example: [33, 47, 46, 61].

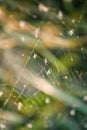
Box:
[0, 0, 87, 129]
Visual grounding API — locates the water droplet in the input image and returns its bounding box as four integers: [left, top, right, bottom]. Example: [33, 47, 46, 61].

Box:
[47, 68, 51, 75]
[0, 123, 6, 129]
[45, 98, 50, 104]
[39, 4, 49, 12]
[83, 95, 87, 101]
[22, 53, 24, 57]
[0, 91, 3, 97]
[62, 21, 65, 24]
[57, 10, 63, 20]
[21, 36, 25, 42]
[44, 58, 48, 64]
[33, 53, 37, 59]
[19, 21, 26, 28]
[34, 28, 40, 38]
[17, 102, 23, 111]
[23, 84, 26, 88]
[70, 109, 75, 116]
[68, 29, 74, 36]
[81, 47, 84, 51]
[72, 19, 75, 23]
[60, 32, 64, 36]
[71, 57, 73, 62]
[63, 75, 68, 79]
[75, 70, 78, 74]
[27, 123, 33, 128]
